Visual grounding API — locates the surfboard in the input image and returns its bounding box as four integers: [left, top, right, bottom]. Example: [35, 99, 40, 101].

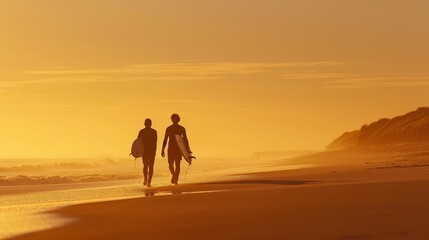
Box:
[175, 134, 195, 165]
[130, 138, 144, 158]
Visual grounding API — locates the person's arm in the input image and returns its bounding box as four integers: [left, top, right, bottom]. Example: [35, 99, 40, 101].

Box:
[137, 130, 143, 139]
[161, 129, 168, 157]
[183, 128, 191, 153]
[154, 130, 158, 153]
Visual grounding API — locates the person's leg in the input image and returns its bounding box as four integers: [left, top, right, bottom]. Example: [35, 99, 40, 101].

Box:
[143, 158, 148, 185]
[168, 155, 175, 184]
[168, 156, 175, 175]
[147, 154, 155, 186]
[173, 159, 181, 184]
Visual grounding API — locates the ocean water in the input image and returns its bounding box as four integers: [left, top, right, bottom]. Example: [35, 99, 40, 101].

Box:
[0, 157, 307, 239]
[0, 157, 258, 185]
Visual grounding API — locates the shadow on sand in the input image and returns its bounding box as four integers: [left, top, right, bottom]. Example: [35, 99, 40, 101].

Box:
[143, 190, 183, 197]
[140, 180, 321, 197]
[206, 179, 320, 186]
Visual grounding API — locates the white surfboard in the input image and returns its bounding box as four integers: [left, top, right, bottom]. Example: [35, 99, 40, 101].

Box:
[130, 138, 144, 158]
[175, 134, 195, 165]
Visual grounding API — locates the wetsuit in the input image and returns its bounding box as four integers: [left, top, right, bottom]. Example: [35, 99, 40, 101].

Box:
[138, 127, 157, 184]
[162, 124, 190, 183]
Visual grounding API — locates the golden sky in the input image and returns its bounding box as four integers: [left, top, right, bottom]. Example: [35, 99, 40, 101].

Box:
[1, 0, 429, 158]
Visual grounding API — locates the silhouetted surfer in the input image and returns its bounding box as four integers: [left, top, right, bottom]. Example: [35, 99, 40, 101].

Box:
[138, 119, 157, 187]
[161, 114, 190, 185]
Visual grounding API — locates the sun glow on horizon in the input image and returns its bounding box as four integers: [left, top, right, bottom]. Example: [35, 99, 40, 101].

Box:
[1, 0, 429, 159]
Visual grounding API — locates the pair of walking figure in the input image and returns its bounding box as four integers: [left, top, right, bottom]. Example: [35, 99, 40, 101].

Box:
[137, 114, 191, 187]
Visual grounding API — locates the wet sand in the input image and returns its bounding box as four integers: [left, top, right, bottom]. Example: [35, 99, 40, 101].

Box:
[8, 150, 429, 239]
[1, 157, 306, 239]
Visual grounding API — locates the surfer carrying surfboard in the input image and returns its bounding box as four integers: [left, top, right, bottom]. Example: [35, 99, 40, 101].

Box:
[161, 113, 191, 185]
[137, 118, 157, 187]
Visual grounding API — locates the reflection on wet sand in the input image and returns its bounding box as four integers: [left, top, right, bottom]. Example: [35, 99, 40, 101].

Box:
[143, 189, 225, 197]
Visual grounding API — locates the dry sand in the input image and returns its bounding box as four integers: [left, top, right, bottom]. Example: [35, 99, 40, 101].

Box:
[9, 150, 429, 240]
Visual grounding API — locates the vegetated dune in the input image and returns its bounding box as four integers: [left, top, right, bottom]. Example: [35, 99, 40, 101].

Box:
[327, 107, 429, 150]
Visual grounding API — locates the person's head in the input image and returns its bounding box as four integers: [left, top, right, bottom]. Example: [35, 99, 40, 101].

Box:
[171, 113, 180, 124]
[144, 118, 152, 128]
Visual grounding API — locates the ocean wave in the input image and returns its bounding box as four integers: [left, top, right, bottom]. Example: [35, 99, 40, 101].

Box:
[0, 162, 101, 173]
[0, 174, 141, 186]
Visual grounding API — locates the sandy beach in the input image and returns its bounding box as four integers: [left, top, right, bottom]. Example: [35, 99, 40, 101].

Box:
[3, 1, 429, 239]
[8, 150, 429, 240]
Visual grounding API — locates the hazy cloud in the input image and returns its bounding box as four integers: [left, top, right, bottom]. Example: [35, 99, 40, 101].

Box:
[22, 62, 344, 76]
[326, 78, 429, 88]
[0, 62, 345, 92]
[3, 62, 429, 93]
